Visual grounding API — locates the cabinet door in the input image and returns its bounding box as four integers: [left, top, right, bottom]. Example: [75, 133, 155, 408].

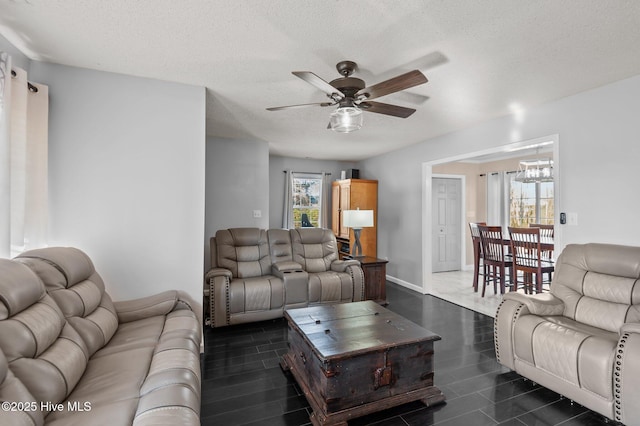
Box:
[339, 184, 351, 238]
[349, 181, 377, 257]
[331, 183, 340, 236]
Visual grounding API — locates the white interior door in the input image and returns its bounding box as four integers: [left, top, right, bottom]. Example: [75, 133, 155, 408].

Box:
[432, 177, 462, 272]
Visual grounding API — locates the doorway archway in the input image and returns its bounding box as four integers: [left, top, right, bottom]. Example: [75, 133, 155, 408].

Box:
[421, 134, 560, 295]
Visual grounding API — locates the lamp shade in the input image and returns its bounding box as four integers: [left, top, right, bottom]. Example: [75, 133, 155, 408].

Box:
[342, 209, 374, 228]
[330, 106, 363, 133]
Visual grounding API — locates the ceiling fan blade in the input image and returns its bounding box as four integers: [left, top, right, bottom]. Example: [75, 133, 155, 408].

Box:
[266, 102, 334, 111]
[292, 71, 345, 99]
[356, 70, 427, 101]
[359, 101, 416, 118]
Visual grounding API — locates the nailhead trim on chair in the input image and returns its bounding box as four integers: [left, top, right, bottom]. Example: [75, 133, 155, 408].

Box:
[209, 278, 215, 326]
[224, 277, 230, 325]
[494, 300, 505, 362]
[348, 266, 365, 301]
[494, 300, 526, 364]
[614, 332, 629, 422]
[209, 276, 231, 327]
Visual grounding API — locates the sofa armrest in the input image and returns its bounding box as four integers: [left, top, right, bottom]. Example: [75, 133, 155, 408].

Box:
[495, 299, 525, 370]
[621, 323, 640, 335]
[502, 292, 565, 316]
[207, 272, 232, 328]
[330, 259, 360, 273]
[495, 294, 564, 371]
[114, 290, 186, 323]
[270, 263, 309, 309]
[616, 323, 640, 424]
[272, 261, 303, 275]
[331, 261, 364, 302]
[205, 267, 232, 281]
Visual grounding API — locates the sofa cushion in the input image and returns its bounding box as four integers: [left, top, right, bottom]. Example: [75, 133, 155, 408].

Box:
[0, 261, 46, 319]
[308, 271, 355, 304]
[16, 248, 119, 357]
[228, 276, 284, 313]
[0, 259, 89, 413]
[290, 228, 338, 273]
[47, 309, 202, 425]
[514, 314, 617, 400]
[551, 244, 640, 333]
[267, 228, 294, 265]
[0, 347, 44, 426]
[216, 228, 272, 278]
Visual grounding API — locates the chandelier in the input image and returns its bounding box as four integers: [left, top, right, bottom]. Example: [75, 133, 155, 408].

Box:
[514, 158, 554, 183]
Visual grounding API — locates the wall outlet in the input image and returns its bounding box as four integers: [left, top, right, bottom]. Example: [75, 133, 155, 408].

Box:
[253, 210, 262, 218]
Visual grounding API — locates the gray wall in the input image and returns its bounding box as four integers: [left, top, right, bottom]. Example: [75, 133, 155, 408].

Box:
[203, 145, 357, 271]
[204, 137, 269, 270]
[268, 155, 358, 229]
[0, 34, 30, 70]
[360, 74, 640, 288]
[29, 62, 206, 310]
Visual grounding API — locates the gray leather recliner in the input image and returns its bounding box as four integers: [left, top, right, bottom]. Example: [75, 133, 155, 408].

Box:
[495, 243, 640, 424]
[205, 227, 365, 328]
[206, 228, 287, 327]
[290, 228, 365, 304]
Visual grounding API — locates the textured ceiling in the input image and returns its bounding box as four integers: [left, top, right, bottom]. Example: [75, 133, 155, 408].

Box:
[1, 0, 639, 161]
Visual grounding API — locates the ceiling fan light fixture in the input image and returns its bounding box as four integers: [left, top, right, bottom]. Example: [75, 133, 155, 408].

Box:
[330, 106, 363, 133]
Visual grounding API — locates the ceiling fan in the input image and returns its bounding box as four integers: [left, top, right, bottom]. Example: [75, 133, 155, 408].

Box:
[266, 60, 428, 133]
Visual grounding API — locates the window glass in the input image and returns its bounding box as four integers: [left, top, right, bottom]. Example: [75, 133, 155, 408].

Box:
[509, 179, 554, 226]
[539, 181, 554, 225]
[292, 175, 322, 227]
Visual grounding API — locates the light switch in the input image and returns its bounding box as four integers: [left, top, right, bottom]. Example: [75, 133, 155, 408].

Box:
[567, 212, 578, 226]
[253, 210, 262, 218]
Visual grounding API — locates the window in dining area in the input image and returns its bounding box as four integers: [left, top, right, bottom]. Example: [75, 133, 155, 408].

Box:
[509, 179, 554, 227]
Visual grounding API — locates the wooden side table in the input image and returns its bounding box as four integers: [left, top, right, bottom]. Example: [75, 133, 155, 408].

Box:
[356, 256, 389, 305]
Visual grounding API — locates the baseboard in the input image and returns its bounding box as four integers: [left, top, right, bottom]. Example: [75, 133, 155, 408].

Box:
[386, 275, 425, 294]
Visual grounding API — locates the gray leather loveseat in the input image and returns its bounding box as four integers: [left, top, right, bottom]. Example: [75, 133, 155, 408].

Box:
[205, 227, 365, 328]
[495, 243, 640, 424]
[0, 247, 202, 425]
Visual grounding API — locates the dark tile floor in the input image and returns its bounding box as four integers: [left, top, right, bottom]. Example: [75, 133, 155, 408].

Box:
[200, 283, 614, 425]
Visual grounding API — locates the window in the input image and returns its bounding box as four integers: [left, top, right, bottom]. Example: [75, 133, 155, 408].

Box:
[509, 179, 554, 226]
[291, 173, 323, 228]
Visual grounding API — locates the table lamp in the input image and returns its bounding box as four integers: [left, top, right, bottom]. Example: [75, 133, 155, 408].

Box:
[342, 208, 374, 257]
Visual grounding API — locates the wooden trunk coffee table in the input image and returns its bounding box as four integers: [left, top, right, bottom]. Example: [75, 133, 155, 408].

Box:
[280, 300, 445, 426]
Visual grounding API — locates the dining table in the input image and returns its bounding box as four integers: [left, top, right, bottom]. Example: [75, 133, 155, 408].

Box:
[472, 233, 554, 293]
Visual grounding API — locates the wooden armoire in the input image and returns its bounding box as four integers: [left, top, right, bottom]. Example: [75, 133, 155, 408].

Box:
[331, 179, 378, 258]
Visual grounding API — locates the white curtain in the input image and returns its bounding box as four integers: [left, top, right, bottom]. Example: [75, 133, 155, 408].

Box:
[486, 171, 505, 228]
[320, 171, 331, 229]
[0, 52, 11, 257]
[0, 54, 49, 257]
[282, 169, 293, 228]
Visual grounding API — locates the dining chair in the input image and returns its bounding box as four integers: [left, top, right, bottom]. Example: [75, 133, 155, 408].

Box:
[528, 223, 554, 281]
[468, 222, 486, 292]
[509, 226, 555, 293]
[529, 223, 554, 237]
[478, 225, 513, 296]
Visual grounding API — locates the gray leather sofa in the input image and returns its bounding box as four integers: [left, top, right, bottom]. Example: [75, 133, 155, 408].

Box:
[0, 247, 202, 425]
[205, 227, 364, 328]
[495, 243, 640, 424]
